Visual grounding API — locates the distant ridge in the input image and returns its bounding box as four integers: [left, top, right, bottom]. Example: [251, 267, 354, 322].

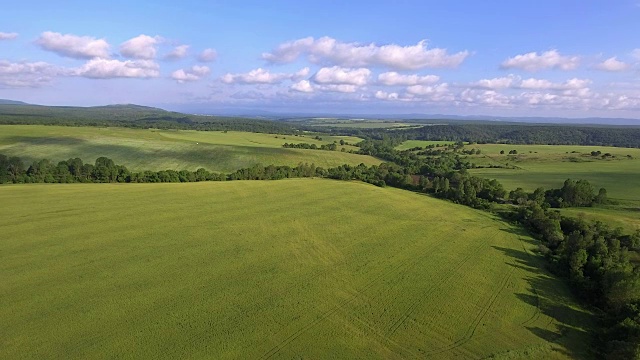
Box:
[0, 99, 30, 105]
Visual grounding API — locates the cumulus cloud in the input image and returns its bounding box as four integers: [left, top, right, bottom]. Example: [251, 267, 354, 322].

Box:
[165, 45, 189, 60]
[519, 77, 591, 90]
[470, 75, 516, 89]
[290, 79, 314, 93]
[377, 71, 439, 86]
[406, 83, 449, 96]
[262, 36, 469, 70]
[120, 34, 161, 60]
[0, 32, 18, 40]
[633, 49, 640, 61]
[594, 57, 630, 72]
[74, 58, 159, 79]
[501, 50, 580, 71]
[317, 84, 359, 93]
[198, 48, 218, 62]
[312, 66, 370, 86]
[459, 89, 513, 107]
[0, 60, 64, 87]
[171, 65, 210, 83]
[374, 90, 399, 100]
[222, 67, 308, 84]
[36, 31, 110, 59]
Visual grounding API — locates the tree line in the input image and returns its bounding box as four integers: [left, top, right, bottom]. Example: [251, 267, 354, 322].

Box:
[504, 189, 640, 358]
[282, 142, 339, 151]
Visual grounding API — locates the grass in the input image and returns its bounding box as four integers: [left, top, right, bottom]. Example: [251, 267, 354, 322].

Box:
[559, 207, 640, 233]
[0, 179, 592, 359]
[0, 125, 379, 173]
[466, 146, 640, 202]
[462, 144, 640, 232]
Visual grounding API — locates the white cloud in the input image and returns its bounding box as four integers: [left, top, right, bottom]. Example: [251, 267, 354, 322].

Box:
[290, 80, 314, 93]
[374, 90, 399, 100]
[198, 48, 218, 62]
[36, 31, 110, 59]
[377, 71, 439, 86]
[312, 66, 370, 86]
[318, 84, 359, 93]
[595, 57, 630, 72]
[501, 50, 580, 71]
[0, 60, 64, 87]
[74, 59, 159, 79]
[470, 75, 516, 89]
[171, 65, 210, 83]
[222, 67, 309, 84]
[459, 89, 513, 107]
[293, 67, 310, 80]
[519, 77, 591, 90]
[0, 32, 18, 40]
[165, 45, 189, 60]
[120, 34, 161, 60]
[262, 36, 469, 70]
[632, 49, 640, 61]
[406, 83, 449, 96]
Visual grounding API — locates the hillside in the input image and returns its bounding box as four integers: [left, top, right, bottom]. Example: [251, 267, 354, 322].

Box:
[0, 125, 378, 172]
[0, 102, 295, 134]
[0, 179, 593, 359]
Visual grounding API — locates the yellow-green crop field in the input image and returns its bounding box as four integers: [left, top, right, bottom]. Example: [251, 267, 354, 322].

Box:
[0, 179, 592, 359]
[0, 125, 379, 172]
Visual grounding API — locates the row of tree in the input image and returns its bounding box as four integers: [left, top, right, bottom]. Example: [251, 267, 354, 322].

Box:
[506, 195, 640, 358]
[282, 142, 339, 151]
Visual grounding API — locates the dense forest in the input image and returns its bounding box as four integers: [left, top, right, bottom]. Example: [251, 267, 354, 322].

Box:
[325, 124, 640, 148]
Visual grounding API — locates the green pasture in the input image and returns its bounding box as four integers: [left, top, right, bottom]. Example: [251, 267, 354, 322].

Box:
[0, 179, 592, 359]
[464, 143, 640, 232]
[559, 206, 640, 233]
[463, 144, 640, 201]
[0, 125, 378, 172]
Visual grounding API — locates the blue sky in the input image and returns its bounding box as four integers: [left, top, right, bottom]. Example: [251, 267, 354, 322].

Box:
[1, 0, 639, 118]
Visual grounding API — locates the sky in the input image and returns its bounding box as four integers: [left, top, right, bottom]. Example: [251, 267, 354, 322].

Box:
[1, 0, 640, 118]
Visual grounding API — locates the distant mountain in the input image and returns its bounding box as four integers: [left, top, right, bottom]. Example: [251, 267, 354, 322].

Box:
[91, 104, 167, 111]
[0, 99, 30, 105]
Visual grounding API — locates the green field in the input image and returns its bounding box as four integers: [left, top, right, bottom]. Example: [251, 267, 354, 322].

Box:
[0, 179, 592, 359]
[465, 146, 640, 201]
[0, 125, 378, 172]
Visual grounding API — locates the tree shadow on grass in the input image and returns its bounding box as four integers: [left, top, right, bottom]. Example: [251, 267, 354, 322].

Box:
[493, 233, 595, 359]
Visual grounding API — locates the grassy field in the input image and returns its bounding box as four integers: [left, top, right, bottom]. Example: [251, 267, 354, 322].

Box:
[467, 147, 640, 198]
[458, 143, 640, 232]
[0, 125, 378, 172]
[0, 179, 592, 359]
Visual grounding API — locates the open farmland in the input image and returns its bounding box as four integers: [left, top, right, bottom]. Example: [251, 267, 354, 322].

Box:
[0, 125, 377, 173]
[0, 179, 592, 359]
[462, 144, 640, 202]
[458, 143, 640, 232]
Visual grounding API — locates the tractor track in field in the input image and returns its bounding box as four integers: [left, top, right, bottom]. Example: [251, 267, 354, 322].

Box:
[385, 228, 497, 337]
[516, 236, 544, 327]
[258, 223, 456, 360]
[424, 261, 517, 357]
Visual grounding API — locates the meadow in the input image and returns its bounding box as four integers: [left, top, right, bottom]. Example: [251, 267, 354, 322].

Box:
[0, 179, 592, 359]
[0, 125, 378, 173]
[459, 144, 640, 231]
